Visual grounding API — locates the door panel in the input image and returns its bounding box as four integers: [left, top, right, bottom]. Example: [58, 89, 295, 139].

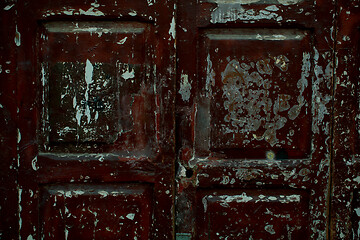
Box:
[176, 0, 334, 239]
[13, 0, 176, 239]
[196, 189, 310, 239]
[38, 21, 154, 151]
[332, 0, 360, 238]
[40, 184, 152, 239]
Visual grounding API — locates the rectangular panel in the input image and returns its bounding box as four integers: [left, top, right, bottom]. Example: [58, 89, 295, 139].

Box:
[196, 28, 313, 159]
[40, 184, 152, 239]
[196, 189, 309, 239]
[38, 21, 155, 152]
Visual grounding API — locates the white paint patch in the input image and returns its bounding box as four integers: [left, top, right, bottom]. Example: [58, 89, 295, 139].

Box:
[73, 190, 85, 195]
[85, 59, 94, 85]
[220, 176, 230, 184]
[65, 228, 69, 240]
[98, 191, 109, 197]
[79, 7, 105, 16]
[288, 52, 310, 120]
[206, 54, 215, 97]
[265, 224, 276, 234]
[169, 16, 176, 40]
[121, 67, 135, 80]
[129, 10, 137, 16]
[202, 196, 209, 212]
[354, 176, 360, 184]
[41, 65, 46, 86]
[27, 235, 35, 240]
[126, 213, 135, 220]
[265, 5, 280, 11]
[179, 73, 191, 102]
[17, 129, 21, 143]
[31, 157, 39, 171]
[210, 4, 282, 24]
[83, 59, 94, 124]
[14, 26, 21, 46]
[355, 207, 360, 217]
[218, 193, 253, 208]
[4, 4, 15, 10]
[117, 37, 128, 45]
[278, 0, 302, 5]
[312, 48, 331, 134]
[18, 187, 22, 234]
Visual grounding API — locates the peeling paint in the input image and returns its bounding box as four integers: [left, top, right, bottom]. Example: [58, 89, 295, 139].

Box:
[210, 4, 283, 24]
[79, 7, 105, 16]
[221, 57, 301, 146]
[4, 4, 15, 10]
[206, 54, 215, 97]
[121, 66, 135, 80]
[117, 37, 128, 45]
[126, 213, 135, 220]
[265, 224, 276, 234]
[31, 157, 39, 171]
[27, 235, 35, 240]
[169, 16, 176, 40]
[14, 26, 21, 46]
[179, 73, 191, 102]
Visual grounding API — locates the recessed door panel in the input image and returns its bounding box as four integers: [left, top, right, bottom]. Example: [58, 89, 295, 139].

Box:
[40, 184, 152, 239]
[196, 189, 309, 239]
[39, 21, 154, 152]
[196, 28, 312, 159]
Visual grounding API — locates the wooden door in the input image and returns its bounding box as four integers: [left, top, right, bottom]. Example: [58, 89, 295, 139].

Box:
[331, 0, 360, 239]
[176, 0, 335, 239]
[0, 0, 176, 239]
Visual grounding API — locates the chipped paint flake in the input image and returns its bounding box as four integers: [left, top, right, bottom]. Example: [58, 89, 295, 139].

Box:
[4, 4, 15, 10]
[79, 7, 105, 16]
[121, 67, 135, 80]
[210, 4, 283, 24]
[18, 187, 22, 235]
[17, 129, 21, 143]
[265, 224, 276, 234]
[169, 16, 176, 40]
[14, 26, 21, 46]
[85, 59, 94, 85]
[218, 193, 253, 207]
[206, 54, 215, 97]
[31, 157, 39, 171]
[278, 0, 302, 5]
[126, 213, 135, 220]
[27, 235, 35, 240]
[179, 73, 191, 102]
[117, 37, 128, 45]
[354, 176, 360, 184]
[129, 10, 137, 16]
[98, 190, 109, 197]
[147, 0, 155, 6]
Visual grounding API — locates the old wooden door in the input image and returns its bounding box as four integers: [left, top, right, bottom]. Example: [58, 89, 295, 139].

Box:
[175, 0, 335, 239]
[2, 0, 354, 239]
[1, 0, 176, 239]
